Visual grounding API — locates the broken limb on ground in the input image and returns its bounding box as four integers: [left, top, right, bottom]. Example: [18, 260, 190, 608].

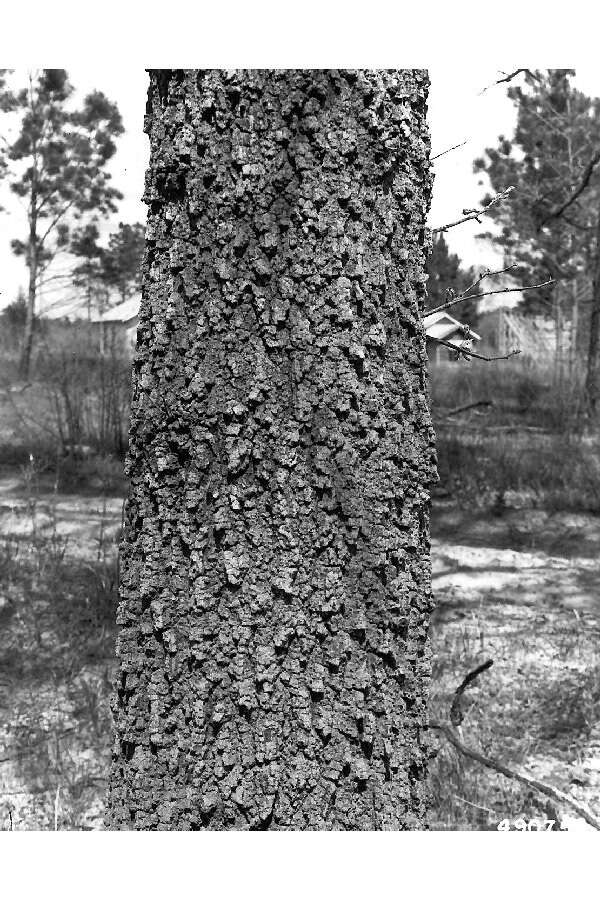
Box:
[0, 466, 599, 829]
[429, 502, 600, 831]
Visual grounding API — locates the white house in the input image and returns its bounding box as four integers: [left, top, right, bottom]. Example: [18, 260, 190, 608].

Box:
[91, 295, 140, 354]
[423, 310, 481, 363]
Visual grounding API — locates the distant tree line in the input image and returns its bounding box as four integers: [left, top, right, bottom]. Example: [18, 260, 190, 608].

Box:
[474, 69, 600, 409]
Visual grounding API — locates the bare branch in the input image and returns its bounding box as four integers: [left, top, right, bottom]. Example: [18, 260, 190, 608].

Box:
[450, 659, 493, 726]
[430, 659, 600, 830]
[478, 69, 541, 95]
[431, 140, 468, 162]
[431, 721, 600, 830]
[460, 264, 518, 299]
[428, 265, 516, 315]
[472, 278, 555, 303]
[38, 197, 76, 247]
[540, 147, 600, 227]
[428, 268, 555, 317]
[431, 334, 521, 362]
[431, 186, 515, 235]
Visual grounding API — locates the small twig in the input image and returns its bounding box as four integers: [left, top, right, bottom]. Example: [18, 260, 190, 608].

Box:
[428, 268, 555, 317]
[460, 264, 518, 299]
[428, 265, 516, 315]
[431, 140, 468, 162]
[450, 659, 494, 726]
[431, 335, 521, 362]
[431, 721, 600, 830]
[431, 186, 515, 235]
[466, 278, 555, 305]
[437, 423, 551, 434]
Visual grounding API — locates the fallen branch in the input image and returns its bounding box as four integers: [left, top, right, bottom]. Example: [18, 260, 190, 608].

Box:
[450, 659, 494, 726]
[432, 186, 515, 235]
[445, 399, 494, 417]
[431, 721, 600, 831]
[431, 661, 600, 830]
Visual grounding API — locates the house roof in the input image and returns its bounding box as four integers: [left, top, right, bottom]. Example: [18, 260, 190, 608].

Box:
[423, 311, 480, 342]
[36, 287, 128, 321]
[92, 295, 140, 324]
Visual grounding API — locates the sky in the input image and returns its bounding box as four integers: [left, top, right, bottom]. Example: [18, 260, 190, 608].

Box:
[1, 66, 600, 314]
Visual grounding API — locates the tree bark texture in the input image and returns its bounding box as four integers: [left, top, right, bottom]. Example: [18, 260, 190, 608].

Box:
[106, 69, 436, 830]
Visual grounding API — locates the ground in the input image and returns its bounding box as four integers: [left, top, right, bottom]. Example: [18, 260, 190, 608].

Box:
[429, 502, 600, 830]
[0, 466, 122, 830]
[0, 463, 598, 830]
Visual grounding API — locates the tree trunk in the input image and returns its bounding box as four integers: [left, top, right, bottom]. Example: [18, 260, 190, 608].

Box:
[19, 229, 37, 381]
[585, 211, 600, 415]
[570, 278, 578, 377]
[106, 69, 437, 830]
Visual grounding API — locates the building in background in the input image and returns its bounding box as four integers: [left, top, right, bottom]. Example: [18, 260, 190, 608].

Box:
[424, 311, 481, 364]
[477, 307, 572, 369]
[37, 295, 480, 364]
[91, 295, 139, 355]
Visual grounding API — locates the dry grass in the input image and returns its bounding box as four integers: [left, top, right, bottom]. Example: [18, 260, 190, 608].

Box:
[427, 358, 600, 830]
[0, 460, 120, 830]
[430, 360, 600, 514]
[1, 356, 599, 829]
[0, 325, 132, 468]
[428, 591, 600, 830]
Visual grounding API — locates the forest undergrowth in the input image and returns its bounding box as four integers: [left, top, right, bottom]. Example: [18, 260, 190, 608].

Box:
[0, 358, 599, 829]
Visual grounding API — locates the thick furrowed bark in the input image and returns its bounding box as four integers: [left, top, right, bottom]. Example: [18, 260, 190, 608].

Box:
[106, 69, 436, 830]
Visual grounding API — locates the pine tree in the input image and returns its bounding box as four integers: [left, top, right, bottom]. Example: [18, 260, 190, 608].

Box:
[106, 69, 437, 831]
[101, 222, 145, 303]
[474, 70, 600, 319]
[71, 220, 145, 319]
[474, 69, 600, 404]
[70, 222, 106, 320]
[0, 69, 124, 378]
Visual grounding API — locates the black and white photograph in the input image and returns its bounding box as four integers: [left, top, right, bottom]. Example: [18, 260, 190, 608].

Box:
[0, 2, 598, 894]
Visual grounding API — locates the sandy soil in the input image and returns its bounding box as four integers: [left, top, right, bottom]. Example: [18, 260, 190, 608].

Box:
[0, 471, 124, 558]
[433, 501, 600, 612]
[0, 472, 599, 829]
